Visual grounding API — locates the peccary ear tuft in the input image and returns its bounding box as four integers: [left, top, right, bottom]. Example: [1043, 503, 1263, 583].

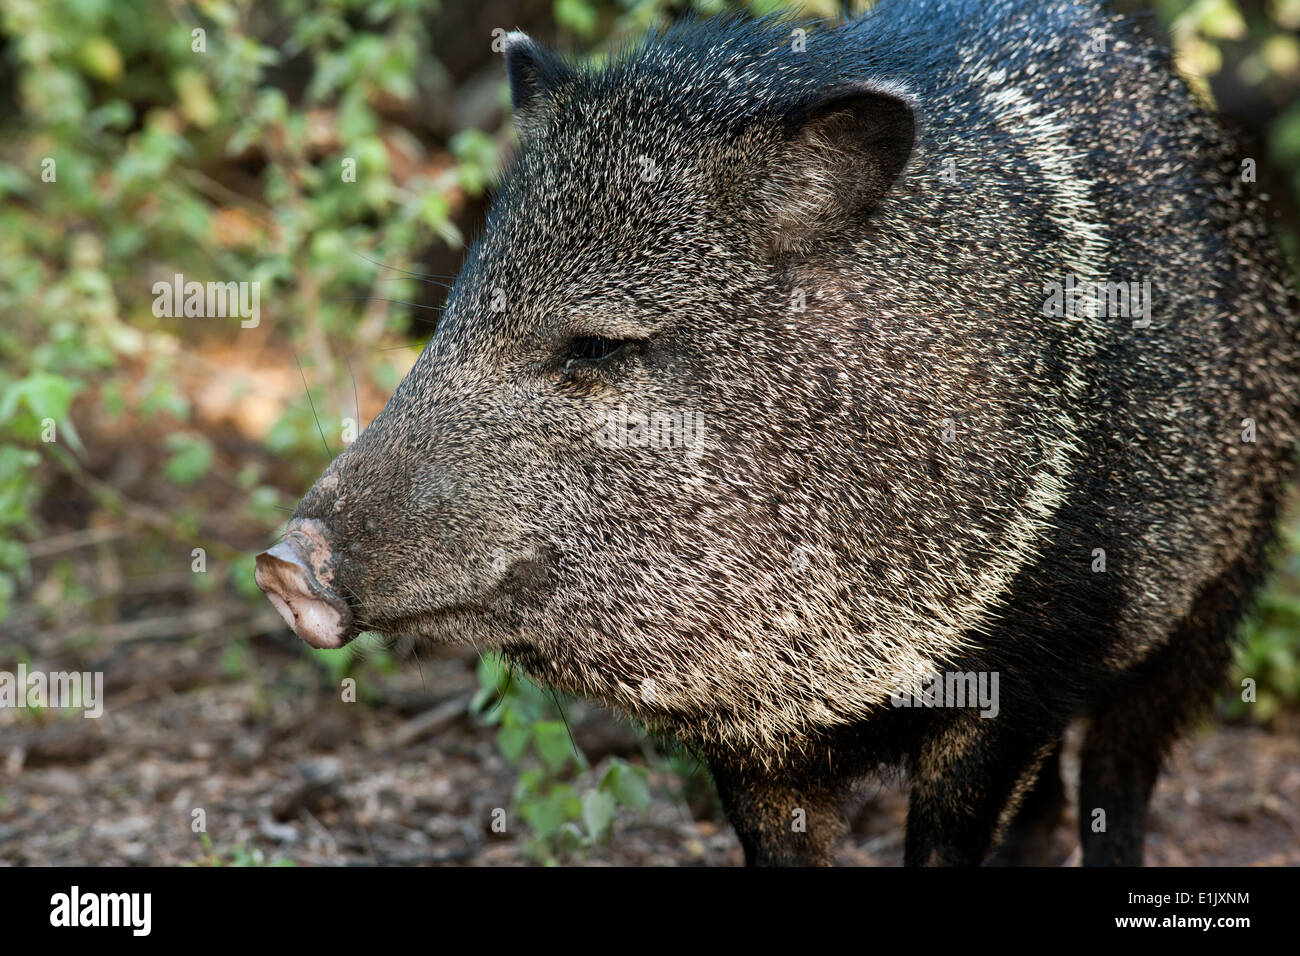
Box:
[762, 85, 915, 256]
[503, 31, 573, 141]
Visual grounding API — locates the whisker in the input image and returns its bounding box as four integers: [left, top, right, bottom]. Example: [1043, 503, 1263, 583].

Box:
[548, 686, 582, 763]
[485, 660, 515, 717]
[355, 251, 458, 288]
[292, 348, 333, 459]
[328, 296, 446, 313]
[374, 273, 454, 292]
[337, 582, 368, 613]
[343, 352, 361, 435]
[412, 639, 428, 692]
[327, 296, 444, 329]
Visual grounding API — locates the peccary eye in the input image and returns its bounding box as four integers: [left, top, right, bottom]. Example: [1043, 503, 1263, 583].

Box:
[563, 335, 637, 370]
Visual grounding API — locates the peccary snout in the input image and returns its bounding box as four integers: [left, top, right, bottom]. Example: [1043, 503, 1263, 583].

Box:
[254, 519, 353, 649]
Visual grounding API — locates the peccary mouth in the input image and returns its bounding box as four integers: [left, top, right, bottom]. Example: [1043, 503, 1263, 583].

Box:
[256, 513, 559, 649]
[366, 547, 558, 642]
[360, 604, 488, 642]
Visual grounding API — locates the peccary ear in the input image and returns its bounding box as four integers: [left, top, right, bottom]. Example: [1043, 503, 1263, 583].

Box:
[503, 31, 573, 141]
[761, 85, 915, 256]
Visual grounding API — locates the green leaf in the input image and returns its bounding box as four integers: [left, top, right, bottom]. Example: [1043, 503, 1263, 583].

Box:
[533, 720, 575, 773]
[164, 432, 215, 485]
[0, 372, 78, 425]
[175, 68, 220, 128]
[497, 724, 532, 763]
[471, 653, 512, 716]
[602, 760, 652, 811]
[581, 788, 616, 841]
[77, 37, 124, 83]
[520, 784, 578, 839]
[554, 0, 600, 38]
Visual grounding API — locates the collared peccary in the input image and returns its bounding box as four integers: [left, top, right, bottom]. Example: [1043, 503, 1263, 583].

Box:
[255, 0, 1300, 866]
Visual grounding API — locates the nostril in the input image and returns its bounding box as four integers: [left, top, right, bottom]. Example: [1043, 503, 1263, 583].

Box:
[254, 538, 354, 650]
[278, 520, 340, 589]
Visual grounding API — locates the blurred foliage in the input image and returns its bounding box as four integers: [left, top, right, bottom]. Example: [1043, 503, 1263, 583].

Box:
[0, 0, 1296, 764]
[1, 0, 487, 622]
[1149, 0, 1300, 267]
[472, 653, 653, 862]
[194, 832, 295, 866]
[1225, 519, 1300, 721]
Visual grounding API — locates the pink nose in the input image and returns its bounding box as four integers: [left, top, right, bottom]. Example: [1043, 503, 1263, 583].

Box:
[254, 528, 353, 649]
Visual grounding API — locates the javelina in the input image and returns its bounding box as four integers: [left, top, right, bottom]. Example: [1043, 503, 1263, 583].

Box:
[255, 0, 1300, 866]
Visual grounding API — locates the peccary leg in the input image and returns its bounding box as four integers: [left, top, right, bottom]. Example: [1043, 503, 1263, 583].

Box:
[1079, 569, 1239, 866]
[1078, 647, 1228, 865]
[905, 718, 1060, 866]
[708, 761, 852, 866]
[987, 740, 1066, 866]
[1077, 702, 1163, 866]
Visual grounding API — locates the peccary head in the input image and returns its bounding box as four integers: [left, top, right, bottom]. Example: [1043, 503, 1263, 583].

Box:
[258, 19, 1061, 758]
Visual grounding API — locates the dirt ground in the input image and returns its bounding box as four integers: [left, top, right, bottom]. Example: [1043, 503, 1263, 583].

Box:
[2, 625, 1296, 867]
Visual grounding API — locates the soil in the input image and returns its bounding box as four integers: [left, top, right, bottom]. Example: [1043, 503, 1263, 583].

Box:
[2, 632, 1296, 867]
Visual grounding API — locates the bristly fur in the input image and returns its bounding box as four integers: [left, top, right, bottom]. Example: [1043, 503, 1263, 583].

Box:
[287, 0, 1300, 864]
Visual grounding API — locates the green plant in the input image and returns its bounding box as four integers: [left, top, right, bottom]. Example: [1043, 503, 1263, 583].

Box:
[194, 832, 295, 866]
[471, 653, 652, 862]
[1226, 514, 1300, 722]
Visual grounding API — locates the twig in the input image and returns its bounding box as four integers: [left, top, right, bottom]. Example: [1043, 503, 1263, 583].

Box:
[22, 524, 131, 559]
[389, 694, 472, 748]
[90, 605, 283, 645]
[44, 444, 244, 562]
